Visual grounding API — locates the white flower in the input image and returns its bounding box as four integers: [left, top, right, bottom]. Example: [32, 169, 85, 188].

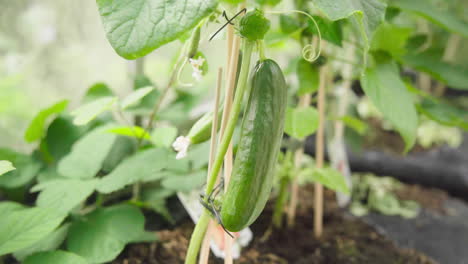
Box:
[172, 136, 191, 159]
[189, 57, 205, 82]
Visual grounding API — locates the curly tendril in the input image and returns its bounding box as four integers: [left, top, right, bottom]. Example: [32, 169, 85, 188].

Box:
[266, 10, 322, 62]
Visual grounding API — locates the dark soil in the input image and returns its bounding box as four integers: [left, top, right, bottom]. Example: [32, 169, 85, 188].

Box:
[113, 186, 435, 264]
[396, 184, 449, 214]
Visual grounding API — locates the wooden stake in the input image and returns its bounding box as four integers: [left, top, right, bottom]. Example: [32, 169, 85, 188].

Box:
[287, 94, 311, 227]
[314, 62, 328, 238]
[198, 68, 223, 264]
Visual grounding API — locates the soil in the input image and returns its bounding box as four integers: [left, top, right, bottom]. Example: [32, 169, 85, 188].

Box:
[113, 186, 436, 264]
[396, 184, 449, 214]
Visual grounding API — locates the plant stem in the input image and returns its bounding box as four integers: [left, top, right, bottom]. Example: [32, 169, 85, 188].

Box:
[273, 177, 289, 228]
[184, 39, 254, 264]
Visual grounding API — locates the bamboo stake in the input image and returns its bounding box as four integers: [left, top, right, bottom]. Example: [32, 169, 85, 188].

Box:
[314, 61, 328, 238]
[287, 94, 311, 227]
[198, 68, 223, 264]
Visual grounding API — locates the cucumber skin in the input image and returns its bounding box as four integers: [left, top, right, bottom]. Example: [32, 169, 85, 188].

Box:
[221, 59, 287, 232]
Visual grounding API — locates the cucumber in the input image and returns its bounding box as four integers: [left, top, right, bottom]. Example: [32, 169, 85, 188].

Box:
[221, 59, 287, 232]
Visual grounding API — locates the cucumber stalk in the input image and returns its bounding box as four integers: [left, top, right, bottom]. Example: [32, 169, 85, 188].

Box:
[184, 39, 254, 264]
[273, 177, 289, 228]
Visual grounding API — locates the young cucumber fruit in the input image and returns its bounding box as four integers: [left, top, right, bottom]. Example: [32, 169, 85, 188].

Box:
[221, 59, 287, 232]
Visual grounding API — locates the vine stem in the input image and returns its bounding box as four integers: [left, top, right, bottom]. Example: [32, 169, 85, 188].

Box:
[184, 39, 254, 264]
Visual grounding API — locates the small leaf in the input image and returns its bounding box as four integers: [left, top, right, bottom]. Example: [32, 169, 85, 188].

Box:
[417, 98, 468, 130]
[24, 250, 87, 264]
[121, 86, 154, 110]
[67, 204, 152, 263]
[102, 136, 137, 173]
[337, 115, 368, 135]
[24, 100, 69, 143]
[391, 0, 468, 37]
[305, 16, 343, 47]
[71, 97, 117, 126]
[284, 107, 319, 139]
[0, 205, 65, 255]
[14, 224, 70, 261]
[0, 149, 42, 188]
[0, 160, 15, 176]
[311, 168, 350, 194]
[161, 170, 206, 192]
[360, 60, 418, 152]
[296, 59, 319, 95]
[82, 83, 114, 103]
[151, 126, 178, 148]
[279, 14, 301, 34]
[97, 148, 169, 194]
[32, 179, 98, 214]
[107, 126, 151, 140]
[58, 126, 117, 179]
[371, 23, 412, 58]
[96, 0, 218, 59]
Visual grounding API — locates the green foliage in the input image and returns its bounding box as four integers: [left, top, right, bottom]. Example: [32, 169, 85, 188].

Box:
[96, 0, 217, 59]
[66, 204, 154, 263]
[24, 100, 69, 143]
[0, 149, 42, 188]
[0, 203, 65, 255]
[338, 115, 368, 135]
[14, 224, 70, 261]
[239, 9, 271, 41]
[120, 86, 154, 110]
[296, 58, 319, 95]
[304, 16, 343, 47]
[390, 0, 468, 37]
[371, 23, 412, 58]
[360, 58, 418, 152]
[255, 0, 282, 7]
[0, 160, 15, 176]
[24, 250, 87, 264]
[279, 14, 301, 35]
[312, 0, 386, 52]
[311, 167, 350, 195]
[71, 97, 117, 126]
[58, 125, 117, 179]
[107, 126, 151, 140]
[284, 106, 319, 139]
[401, 52, 468, 90]
[151, 126, 178, 148]
[417, 98, 468, 130]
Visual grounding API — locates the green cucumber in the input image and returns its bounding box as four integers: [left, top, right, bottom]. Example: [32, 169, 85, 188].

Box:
[221, 59, 287, 232]
[187, 107, 223, 144]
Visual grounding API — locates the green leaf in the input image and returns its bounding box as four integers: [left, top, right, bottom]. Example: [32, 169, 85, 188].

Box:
[97, 148, 169, 194]
[279, 14, 301, 35]
[32, 179, 98, 213]
[401, 52, 468, 90]
[305, 16, 343, 47]
[67, 204, 152, 263]
[107, 126, 151, 140]
[417, 98, 468, 130]
[58, 126, 117, 179]
[296, 59, 319, 95]
[14, 224, 70, 261]
[71, 97, 117, 126]
[121, 86, 154, 109]
[0, 149, 42, 188]
[161, 170, 206, 192]
[151, 126, 178, 148]
[0, 160, 15, 176]
[337, 115, 368, 135]
[0, 206, 65, 255]
[101, 136, 136, 173]
[360, 60, 418, 151]
[96, 0, 218, 59]
[284, 106, 319, 139]
[390, 0, 468, 37]
[24, 100, 69, 143]
[82, 83, 114, 103]
[24, 250, 87, 264]
[45, 116, 90, 162]
[312, 0, 386, 51]
[311, 167, 350, 194]
[371, 23, 412, 58]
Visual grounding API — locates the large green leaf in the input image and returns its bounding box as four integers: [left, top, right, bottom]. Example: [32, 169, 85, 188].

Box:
[371, 23, 412, 58]
[120, 86, 154, 109]
[71, 97, 117, 126]
[390, 0, 468, 37]
[296, 58, 319, 95]
[312, 0, 386, 51]
[0, 160, 15, 176]
[161, 169, 206, 192]
[97, 148, 169, 193]
[96, 0, 217, 59]
[417, 98, 468, 130]
[360, 60, 418, 151]
[0, 204, 65, 255]
[151, 125, 178, 148]
[0, 149, 42, 188]
[58, 126, 117, 179]
[24, 100, 69, 143]
[14, 224, 70, 261]
[311, 167, 350, 194]
[32, 179, 98, 213]
[284, 106, 319, 140]
[67, 204, 154, 263]
[101, 136, 136, 173]
[401, 52, 468, 90]
[24, 250, 87, 264]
